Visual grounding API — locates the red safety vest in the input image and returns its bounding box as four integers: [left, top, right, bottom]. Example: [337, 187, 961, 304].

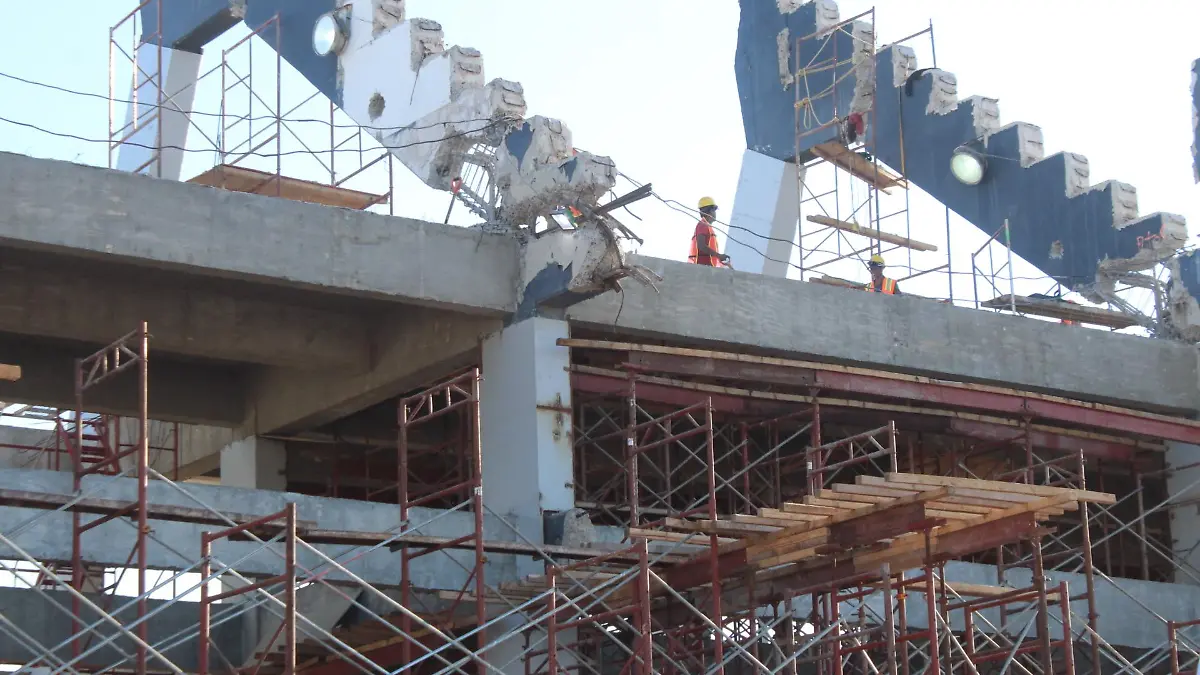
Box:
[867, 278, 897, 294]
[689, 221, 724, 267]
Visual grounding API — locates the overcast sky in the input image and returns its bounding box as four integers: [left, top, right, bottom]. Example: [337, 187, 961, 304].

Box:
[0, 0, 1196, 305]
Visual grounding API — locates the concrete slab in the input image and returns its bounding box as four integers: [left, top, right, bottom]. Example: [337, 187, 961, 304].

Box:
[0, 469, 527, 590]
[0, 587, 249, 672]
[0, 152, 520, 315]
[568, 256, 1200, 413]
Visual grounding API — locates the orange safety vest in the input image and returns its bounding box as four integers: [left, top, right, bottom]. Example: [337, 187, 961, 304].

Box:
[867, 278, 897, 294]
[689, 220, 724, 267]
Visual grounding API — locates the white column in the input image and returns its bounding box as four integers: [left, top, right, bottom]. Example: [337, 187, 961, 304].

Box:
[727, 149, 805, 277]
[481, 317, 577, 675]
[1167, 442, 1200, 583]
[219, 437, 287, 490]
[115, 46, 203, 180]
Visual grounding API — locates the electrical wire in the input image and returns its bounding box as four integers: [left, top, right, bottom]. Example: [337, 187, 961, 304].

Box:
[0, 113, 505, 159]
[0, 69, 498, 133]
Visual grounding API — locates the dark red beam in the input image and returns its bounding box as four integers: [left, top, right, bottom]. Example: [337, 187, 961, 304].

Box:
[933, 512, 1039, 560]
[661, 548, 748, 592]
[619, 352, 1200, 444]
[828, 503, 932, 548]
[948, 419, 1139, 462]
[570, 372, 795, 417]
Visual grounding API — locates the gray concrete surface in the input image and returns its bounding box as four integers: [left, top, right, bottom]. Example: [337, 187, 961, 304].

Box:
[569, 256, 1200, 413]
[0, 151, 520, 315]
[0, 254, 373, 371]
[0, 586, 249, 671]
[0, 469, 526, 590]
[0, 335, 245, 426]
[249, 307, 501, 434]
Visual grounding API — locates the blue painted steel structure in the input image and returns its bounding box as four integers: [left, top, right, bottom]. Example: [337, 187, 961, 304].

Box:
[1192, 58, 1199, 183]
[141, 0, 340, 106]
[735, 0, 1186, 291]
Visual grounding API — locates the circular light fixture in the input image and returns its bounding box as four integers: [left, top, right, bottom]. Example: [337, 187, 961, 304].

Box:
[312, 12, 346, 57]
[950, 145, 987, 186]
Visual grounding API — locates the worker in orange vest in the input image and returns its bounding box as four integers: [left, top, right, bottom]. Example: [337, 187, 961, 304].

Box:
[688, 197, 730, 267]
[866, 254, 900, 295]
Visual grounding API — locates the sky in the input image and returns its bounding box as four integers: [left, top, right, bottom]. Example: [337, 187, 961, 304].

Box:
[0, 0, 1197, 309]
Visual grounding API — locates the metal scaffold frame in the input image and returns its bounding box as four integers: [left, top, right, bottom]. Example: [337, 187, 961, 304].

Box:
[784, 10, 1173, 335]
[0, 332, 1198, 674]
[107, 5, 398, 213]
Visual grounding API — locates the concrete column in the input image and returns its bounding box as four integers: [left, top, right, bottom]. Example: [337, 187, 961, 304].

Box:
[480, 318, 577, 674]
[727, 149, 805, 277]
[1167, 442, 1200, 583]
[116, 45, 203, 181]
[219, 437, 287, 490]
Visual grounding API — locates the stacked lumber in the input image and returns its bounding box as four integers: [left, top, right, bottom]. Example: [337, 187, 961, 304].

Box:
[644, 473, 1114, 593]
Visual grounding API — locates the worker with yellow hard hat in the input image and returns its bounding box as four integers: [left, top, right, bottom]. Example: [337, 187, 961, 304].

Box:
[866, 254, 900, 295]
[688, 197, 730, 267]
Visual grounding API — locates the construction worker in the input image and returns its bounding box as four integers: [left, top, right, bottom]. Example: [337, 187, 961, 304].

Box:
[689, 197, 730, 267]
[866, 254, 900, 295]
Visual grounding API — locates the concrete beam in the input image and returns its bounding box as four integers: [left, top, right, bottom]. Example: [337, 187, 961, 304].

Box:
[248, 307, 501, 434]
[0, 256, 371, 370]
[0, 334, 244, 426]
[0, 588, 250, 672]
[568, 256, 1200, 413]
[0, 152, 520, 315]
[0, 468, 525, 590]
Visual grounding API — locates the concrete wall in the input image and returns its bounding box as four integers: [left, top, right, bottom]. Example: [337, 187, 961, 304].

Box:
[0, 425, 54, 471]
[569, 256, 1200, 413]
[0, 152, 520, 315]
[0, 587, 249, 672]
[0, 469, 528, 590]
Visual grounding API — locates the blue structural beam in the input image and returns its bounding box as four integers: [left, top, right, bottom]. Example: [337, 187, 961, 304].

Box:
[735, 0, 862, 161]
[735, 0, 1186, 291]
[141, 0, 340, 105]
[1192, 58, 1199, 183]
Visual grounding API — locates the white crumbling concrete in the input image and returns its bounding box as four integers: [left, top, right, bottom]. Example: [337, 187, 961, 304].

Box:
[334, 1, 618, 228]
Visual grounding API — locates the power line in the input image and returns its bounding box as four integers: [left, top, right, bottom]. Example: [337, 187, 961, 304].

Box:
[0, 69, 498, 133]
[0, 113, 505, 159]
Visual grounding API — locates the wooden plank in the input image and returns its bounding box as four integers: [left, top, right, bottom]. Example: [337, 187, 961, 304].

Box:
[760, 507, 827, 521]
[731, 513, 804, 528]
[982, 295, 1139, 330]
[807, 215, 938, 252]
[662, 517, 777, 537]
[188, 164, 387, 210]
[883, 473, 1116, 505]
[628, 528, 736, 546]
[813, 142, 907, 191]
[0, 364, 19, 382]
[823, 487, 995, 515]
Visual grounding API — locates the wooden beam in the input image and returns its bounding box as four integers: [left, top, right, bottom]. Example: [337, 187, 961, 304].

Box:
[881, 473, 1116, 505]
[807, 215, 938, 252]
[982, 295, 1139, 329]
[812, 142, 907, 191]
[0, 364, 20, 382]
[188, 164, 388, 211]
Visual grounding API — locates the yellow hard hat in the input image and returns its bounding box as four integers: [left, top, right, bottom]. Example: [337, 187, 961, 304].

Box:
[698, 197, 717, 210]
[869, 254, 886, 267]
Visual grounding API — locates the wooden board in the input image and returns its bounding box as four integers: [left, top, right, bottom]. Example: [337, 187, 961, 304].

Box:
[812, 142, 907, 191]
[0, 364, 19, 382]
[188, 164, 387, 210]
[982, 295, 1139, 329]
[807, 215, 938, 252]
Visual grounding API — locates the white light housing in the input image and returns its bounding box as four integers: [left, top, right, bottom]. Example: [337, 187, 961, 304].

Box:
[950, 145, 987, 186]
[312, 12, 347, 57]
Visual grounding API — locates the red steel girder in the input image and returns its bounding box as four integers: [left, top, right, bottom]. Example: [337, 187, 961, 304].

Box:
[661, 547, 749, 592]
[622, 352, 1200, 444]
[948, 419, 1139, 462]
[827, 502, 932, 548]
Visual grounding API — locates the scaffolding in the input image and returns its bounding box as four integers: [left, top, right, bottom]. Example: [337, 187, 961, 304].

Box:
[107, 4, 397, 213]
[0, 329, 1198, 674]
